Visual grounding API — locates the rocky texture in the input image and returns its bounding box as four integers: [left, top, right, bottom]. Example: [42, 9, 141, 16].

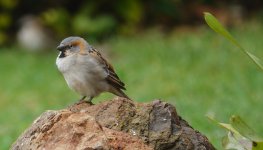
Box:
[12, 97, 215, 150]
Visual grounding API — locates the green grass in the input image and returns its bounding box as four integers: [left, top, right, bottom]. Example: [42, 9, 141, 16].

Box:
[1, 21, 263, 149]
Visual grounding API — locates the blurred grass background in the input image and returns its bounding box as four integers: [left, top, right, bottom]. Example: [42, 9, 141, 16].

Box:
[1, 0, 263, 149]
[1, 22, 263, 149]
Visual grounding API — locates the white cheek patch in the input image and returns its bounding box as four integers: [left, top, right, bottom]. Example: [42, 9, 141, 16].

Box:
[65, 50, 74, 56]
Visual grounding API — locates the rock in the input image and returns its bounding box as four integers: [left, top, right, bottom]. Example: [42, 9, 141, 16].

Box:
[11, 97, 215, 150]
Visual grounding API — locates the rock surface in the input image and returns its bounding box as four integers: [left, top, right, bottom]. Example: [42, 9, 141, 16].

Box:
[12, 97, 215, 150]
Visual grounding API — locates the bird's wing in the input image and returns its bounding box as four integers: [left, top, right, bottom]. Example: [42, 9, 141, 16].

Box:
[87, 47, 126, 90]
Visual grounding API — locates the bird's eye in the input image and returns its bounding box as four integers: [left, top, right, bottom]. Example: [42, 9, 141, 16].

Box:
[69, 45, 73, 48]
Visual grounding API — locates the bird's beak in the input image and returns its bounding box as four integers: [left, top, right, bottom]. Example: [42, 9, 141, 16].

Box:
[57, 45, 65, 51]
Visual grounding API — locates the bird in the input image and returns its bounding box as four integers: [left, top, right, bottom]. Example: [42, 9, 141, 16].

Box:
[56, 36, 129, 102]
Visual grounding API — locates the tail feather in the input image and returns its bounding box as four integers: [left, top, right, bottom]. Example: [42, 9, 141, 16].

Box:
[111, 88, 131, 100]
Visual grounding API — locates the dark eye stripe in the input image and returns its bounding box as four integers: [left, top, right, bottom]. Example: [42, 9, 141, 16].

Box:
[58, 45, 71, 51]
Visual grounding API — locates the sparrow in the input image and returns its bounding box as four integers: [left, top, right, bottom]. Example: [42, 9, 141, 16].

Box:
[56, 36, 129, 102]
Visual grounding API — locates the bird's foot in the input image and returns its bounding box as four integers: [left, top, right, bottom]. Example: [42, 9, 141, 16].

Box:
[77, 96, 93, 104]
[78, 96, 86, 102]
[86, 96, 94, 103]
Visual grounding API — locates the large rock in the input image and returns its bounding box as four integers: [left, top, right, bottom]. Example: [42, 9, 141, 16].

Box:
[12, 97, 215, 150]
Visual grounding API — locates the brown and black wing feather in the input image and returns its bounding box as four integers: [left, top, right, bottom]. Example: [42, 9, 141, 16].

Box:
[88, 47, 128, 98]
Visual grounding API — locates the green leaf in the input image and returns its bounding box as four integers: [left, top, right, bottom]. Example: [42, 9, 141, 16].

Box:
[204, 12, 263, 71]
[204, 12, 240, 49]
[246, 51, 263, 70]
[230, 116, 263, 143]
[207, 115, 263, 150]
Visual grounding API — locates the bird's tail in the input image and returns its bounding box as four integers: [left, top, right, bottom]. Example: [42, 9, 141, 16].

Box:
[112, 88, 131, 100]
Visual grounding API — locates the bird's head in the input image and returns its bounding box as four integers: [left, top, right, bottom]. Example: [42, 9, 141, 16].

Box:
[57, 36, 88, 58]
